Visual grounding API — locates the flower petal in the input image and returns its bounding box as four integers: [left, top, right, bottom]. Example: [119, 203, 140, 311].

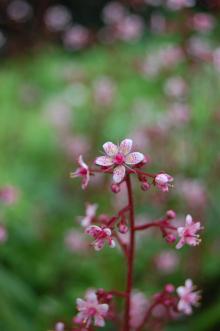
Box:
[95, 156, 114, 166]
[125, 152, 144, 165]
[78, 155, 88, 169]
[113, 165, 126, 183]
[119, 139, 133, 155]
[98, 303, 109, 315]
[94, 315, 105, 327]
[103, 142, 118, 156]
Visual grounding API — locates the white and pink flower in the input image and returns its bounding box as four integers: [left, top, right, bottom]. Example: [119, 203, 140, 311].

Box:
[70, 155, 90, 190]
[80, 203, 98, 227]
[75, 291, 109, 327]
[177, 279, 200, 315]
[95, 139, 144, 183]
[176, 214, 203, 249]
[54, 322, 65, 331]
[155, 173, 173, 192]
[85, 225, 115, 251]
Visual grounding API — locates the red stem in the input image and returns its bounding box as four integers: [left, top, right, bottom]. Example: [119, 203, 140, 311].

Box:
[123, 174, 135, 331]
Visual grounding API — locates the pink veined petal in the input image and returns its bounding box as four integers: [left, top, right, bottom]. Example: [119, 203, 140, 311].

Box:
[94, 239, 105, 251]
[185, 214, 193, 225]
[94, 315, 105, 327]
[176, 239, 184, 249]
[82, 173, 89, 189]
[103, 142, 118, 156]
[109, 239, 116, 248]
[76, 298, 87, 310]
[125, 152, 144, 165]
[119, 139, 133, 155]
[113, 165, 126, 183]
[177, 286, 186, 297]
[86, 292, 98, 304]
[70, 169, 80, 178]
[185, 279, 193, 289]
[95, 156, 114, 166]
[78, 155, 88, 169]
[103, 228, 112, 236]
[85, 225, 101, 236]
[98, 303, 109, 315]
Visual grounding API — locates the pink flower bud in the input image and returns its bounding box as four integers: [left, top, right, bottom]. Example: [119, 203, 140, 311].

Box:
[166, 210, 176, 219]
[165, 233, 176, 244]
[165, 284, 175, 293]
[118, 221, 128, 234]
[141, 181, 151, 191]
[111, 183, 121, 193]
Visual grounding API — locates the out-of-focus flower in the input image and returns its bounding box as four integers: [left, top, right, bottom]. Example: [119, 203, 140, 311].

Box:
[0, 225, 8, 244]
[0, 185, 20, 205]
[80, 204, 98, 227]
[85, 225, 115, 251]
[155, 250, 179, 274]
[130, 291, 149, 328]
[187, 37, 212, 61]
[177, 179, 207, 209]
[62, 135, 90, 160]
[44, 5, 71, 32]
[70, 156, 90, 190]
[95, 139, 144, 183]
[102, 2, 127, 25]
[7, 0, 32, 23]
[164, 76, 187, 99]
[93, 76, 116, 107]
[166, 0, 195, 11]
[177, 279, 200, 314]
[190, 13, 215, 33]
[176, 214, 203, 249]
[65, 229, 88, 252]
[44, 100, 71, 130]
[155, 173, 173, 192]
[75, 291, 109, 328]
[168, 103, 190, 126]
[54, 322, 65, 331]
[117, 15, 144, 42]
[63, 25, 89, 50]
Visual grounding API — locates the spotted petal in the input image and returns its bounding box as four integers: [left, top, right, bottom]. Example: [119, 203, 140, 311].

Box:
[125, 152, 144, 165]
[113, 165, 126, 183]
[103, 142, 118, 156]
[95, 156, 114, 166]
[119, 139, 133, 155]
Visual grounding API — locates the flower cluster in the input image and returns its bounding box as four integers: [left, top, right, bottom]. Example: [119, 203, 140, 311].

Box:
[59, 138, 204, 330]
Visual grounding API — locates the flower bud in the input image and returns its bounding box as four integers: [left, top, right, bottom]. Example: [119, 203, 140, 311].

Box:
[165, 233, 176, 244]
[141, 181, 151, 191]
[166, 210, 176, 219]
[165, 284, 175, 293]
[118, 221, 128, 234]
[111, 183, 120, 193]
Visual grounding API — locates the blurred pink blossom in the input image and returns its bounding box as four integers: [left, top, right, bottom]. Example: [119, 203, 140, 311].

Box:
[155, 250, 179, 274]
[116, 15, 144, 42]
[130, 291, 149, 328]
[177, 179, 207, 209]
[190, 13, 215, 33]
[0, 185, 20, 205]
[102, 2, 127, 25]
[85, 225, 115, 251]
[164, 76, 187, 99]
[80, 203, 98, 227]
[63, 25, 90, 50]
[93, 76, 116, 107]
[65, 229, 88, 252]
[155, 173, 173, 192]
[187, 36, 212, 61]
[54, 322, 65, 331]
[7, 0, 32, 23]
[44, 5, 72, 32]
[166, 0, 195, 11]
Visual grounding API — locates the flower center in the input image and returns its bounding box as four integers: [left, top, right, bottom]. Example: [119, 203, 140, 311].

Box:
[114, 153, 125, 165]
[80, 167, 87, 176]
[88, 307, 97, 316]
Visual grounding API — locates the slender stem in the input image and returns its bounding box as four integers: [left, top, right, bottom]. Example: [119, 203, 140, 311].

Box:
[134, 222, 161, 231]
[136, 302, 158, 331]
[123, 174, 135, 331]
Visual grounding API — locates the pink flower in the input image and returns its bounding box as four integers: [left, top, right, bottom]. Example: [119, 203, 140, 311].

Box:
[176, 214, 203, 249]
[116, 15, 144, 42]
[177, 279, 200, 315]
[102, 2, 127, 25]
[75, 291, 109, 327]
[44, 5, 71, 32]
[65, 229, 88, 252]
[191, 13, 215, 33]
[155, 173, 173, 192]
[63, 25, 89, 50]
[70, 155, 90, 190]
[80, 203, 98, 227]
[95, 139, 144, 183]
[166, 0, 195, 11]
[0, 185, 19, 205]
[130, 291, 149, 328]
[54, 322, 65, 331]
[85, 225, 115, 251]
